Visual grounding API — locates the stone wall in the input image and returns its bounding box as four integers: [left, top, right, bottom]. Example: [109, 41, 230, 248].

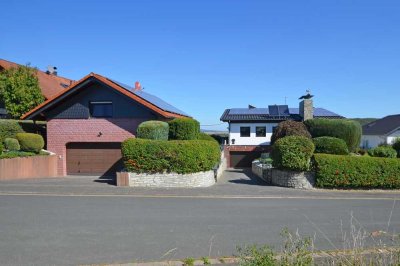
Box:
[252, 161, 315, 189]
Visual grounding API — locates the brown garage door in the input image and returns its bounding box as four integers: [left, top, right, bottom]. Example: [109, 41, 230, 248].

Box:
[66, 142, 123, 176]
[230, 151, 262, 168]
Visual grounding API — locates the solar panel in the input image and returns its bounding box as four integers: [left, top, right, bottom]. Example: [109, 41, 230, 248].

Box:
[268, 105, 289, 117]
[229, 108, 269, 115]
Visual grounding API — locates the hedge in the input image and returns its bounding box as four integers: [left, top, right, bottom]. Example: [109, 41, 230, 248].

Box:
[168, 118, 200, 140]
[137, 120, 169, 140]
[0, 120, 24, 140]
[0, 142, 3, 154]
[368, 146, 397, 158]
[304, 119, 361, 152]
[4, 138, 20, 151]
[16, 133, 44, 153]
[270, 120, 311, 144]
[392, 138, 400, 157]
[314, 154, 400, 189]
[271, 136, 315, 171]
[197, 132, 219, 144]
[313, 137, 349, 155]
[121, 138, 220, 174]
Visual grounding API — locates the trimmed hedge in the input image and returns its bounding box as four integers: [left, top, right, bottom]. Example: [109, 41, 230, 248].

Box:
[0, 142, 3, 154]
[392, 138, 400, 157]
[16, 133, 44, 153]
[0, 120, 24, 140]
[313, 137, 349, 155]
[121, 138, 220, 174]
[137, 120, 169, 140]
[168, 118, 200, 140]
[197, 132, 219, 144]
[270, 120, 311, 144]
[304, 119, 361, 152]
[314, 154, 400, 188]
[4, 138, 20, 151]
[368, 146, 397, 158]
[271, 136, 315, 171]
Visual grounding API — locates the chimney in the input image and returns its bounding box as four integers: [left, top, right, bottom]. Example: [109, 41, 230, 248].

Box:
[134, 81, 142, 91]
[299, 91, 314, 121]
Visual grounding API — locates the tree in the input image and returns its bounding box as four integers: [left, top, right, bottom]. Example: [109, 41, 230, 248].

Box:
[0, 64, 44, 119]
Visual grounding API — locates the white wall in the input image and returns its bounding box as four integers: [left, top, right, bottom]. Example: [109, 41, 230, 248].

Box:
[387, 129, 400, 144]
[229, 123, 278, 146]
[361, 128, 400, 148]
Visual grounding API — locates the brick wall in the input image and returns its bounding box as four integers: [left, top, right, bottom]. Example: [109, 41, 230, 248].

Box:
[47, 118, 147, 176]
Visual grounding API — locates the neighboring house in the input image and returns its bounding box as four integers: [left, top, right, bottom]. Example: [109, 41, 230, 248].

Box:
[0, 58, 75, 118]
[220, 94, 343, 167]
[361, 114, 400, 149]
[22, 72, 189, 177]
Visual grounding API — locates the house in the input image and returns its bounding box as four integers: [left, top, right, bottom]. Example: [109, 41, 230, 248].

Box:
[361, 114, 400, 148]
[220, 94, 343, 168]
[22, 72, 189, 176]
[0, 58, 75, 118]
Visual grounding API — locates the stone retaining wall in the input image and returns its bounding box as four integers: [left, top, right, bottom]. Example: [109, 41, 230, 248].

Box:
[252, 161, 315, 189]
[116, 152, 226, 187]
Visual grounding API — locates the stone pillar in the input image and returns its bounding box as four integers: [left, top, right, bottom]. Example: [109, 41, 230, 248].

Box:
[299, 99, 313, 121]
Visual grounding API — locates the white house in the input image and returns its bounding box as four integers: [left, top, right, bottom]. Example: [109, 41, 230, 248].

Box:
[361, 115, 400, 148]
[220, 95, 343, 167]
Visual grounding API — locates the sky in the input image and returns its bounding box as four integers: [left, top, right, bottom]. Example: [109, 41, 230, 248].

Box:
[1, 0, 399, 131]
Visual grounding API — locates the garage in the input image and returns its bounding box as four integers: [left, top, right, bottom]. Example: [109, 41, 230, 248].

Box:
[229, 151, 262, 168]
[66, 142, 123, 176]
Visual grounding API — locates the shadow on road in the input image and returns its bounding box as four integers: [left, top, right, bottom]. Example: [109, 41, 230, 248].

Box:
[227, 168, 268, 186]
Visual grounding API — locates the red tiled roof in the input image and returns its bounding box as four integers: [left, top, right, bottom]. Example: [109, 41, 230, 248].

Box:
[0, 59, 75, 99]
[22, 72, 189, 120]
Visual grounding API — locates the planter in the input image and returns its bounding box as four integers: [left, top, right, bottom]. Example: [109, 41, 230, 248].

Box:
[0, 152, 57, 180]
[252, 160, 315, 189]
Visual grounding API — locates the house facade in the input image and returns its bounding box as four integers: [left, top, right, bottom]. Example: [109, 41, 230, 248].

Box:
[361, 115, 400, 148]
[220, 96, 343, 168]
[22, 73, 189, 176]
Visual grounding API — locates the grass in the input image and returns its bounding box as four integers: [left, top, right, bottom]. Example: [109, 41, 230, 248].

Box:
[182, 257, 195, 266]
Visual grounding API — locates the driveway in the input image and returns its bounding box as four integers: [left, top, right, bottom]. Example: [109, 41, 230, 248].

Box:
[0, 169, 399, 199]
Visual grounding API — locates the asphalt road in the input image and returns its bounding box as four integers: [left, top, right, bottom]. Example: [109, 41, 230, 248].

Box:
[0, 194, 399, 266]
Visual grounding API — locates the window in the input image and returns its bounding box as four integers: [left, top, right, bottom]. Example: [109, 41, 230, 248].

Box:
[256, 126, 266, 137]
[90, 101, 113, 118]
[240, 127, 250, 137]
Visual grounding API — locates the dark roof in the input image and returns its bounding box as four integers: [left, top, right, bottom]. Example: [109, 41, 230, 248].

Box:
[110, 80, 189, 117]
[22, 73, 189, 120]
[362, 114, 400, 135]
[220, 107, 343, 122]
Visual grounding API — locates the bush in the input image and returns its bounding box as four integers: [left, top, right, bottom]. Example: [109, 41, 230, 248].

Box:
[121, 138, 220, 174]
[4, 138, 20, 151]
[0, 120, 24, 140]
[168, 118, 200, 140]
[392, 138, 400, 157]
[368, 146, 397, 158]
[16, 133, 44, 153]
[314, 154, 400, 188]
[197, 132, 218, 143]
[270, 120, 311, 145]
[313, 137, 349, 155]
[0, 142, 3, 154]
[136, 120, 169, 140]
[271, 136, 315, 171]
[0, 151, 37, 159]
[304, 119, 361, 152]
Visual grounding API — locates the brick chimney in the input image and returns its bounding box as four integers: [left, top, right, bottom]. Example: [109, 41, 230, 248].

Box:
[299, 91, 314, 121]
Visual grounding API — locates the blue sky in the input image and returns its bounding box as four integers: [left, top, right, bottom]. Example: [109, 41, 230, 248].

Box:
[1, 0, 399, 130]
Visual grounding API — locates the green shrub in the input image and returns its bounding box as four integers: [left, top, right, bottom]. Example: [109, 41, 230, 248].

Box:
[313, 137, 349, 155]
[0, 151, 37, 159]
[136, 120, 169, 140]
[314, 154, 400, 188]
[121, 138, 220, 174]
[197, 132, 218, 143]
[304, 119, 361, 152]
[0, 120, 24, 140]
[270, 120, 311, 144]
[4, 138, 20, 151]
[368, 146, 397, 158]
[0, 142, 3, 154]
[168, 118, 200, 140]
[15, 133, 44, 153]
[392, 138, 400, 157]
[271, 136, 315, 171]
